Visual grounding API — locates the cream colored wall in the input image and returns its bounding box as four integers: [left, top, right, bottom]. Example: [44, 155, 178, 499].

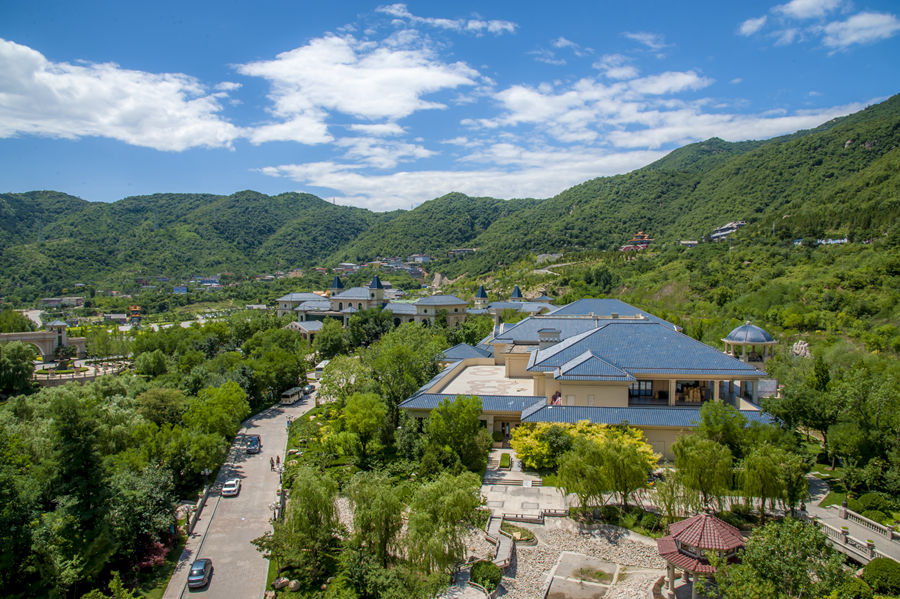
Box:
[505, 353, 532, 378]
[556, 381, 629, 406]
[640, 426, 692, 460]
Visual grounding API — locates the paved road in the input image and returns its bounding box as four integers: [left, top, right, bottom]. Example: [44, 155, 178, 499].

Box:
[163, 396, 315, 599]
[806, 476, 900, 562]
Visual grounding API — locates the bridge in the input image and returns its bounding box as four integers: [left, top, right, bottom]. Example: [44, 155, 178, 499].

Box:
[0, 320, 86, 360]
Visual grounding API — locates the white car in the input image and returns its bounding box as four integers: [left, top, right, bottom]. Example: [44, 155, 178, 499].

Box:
[221, 479, 241, 497]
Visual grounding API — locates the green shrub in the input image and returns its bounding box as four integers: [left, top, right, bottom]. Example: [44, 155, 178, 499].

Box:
[491, 431, 503, 443]
[640, 511, 660, 531]
[859, 493, 890, 513]
[863, 558, 900, 594]
[499, 453, 511, 468]
[828, 577, 873, 599]
[847, 497, 864, 513]
[470, 560, 502, 592]
[861, 510, 888, 525]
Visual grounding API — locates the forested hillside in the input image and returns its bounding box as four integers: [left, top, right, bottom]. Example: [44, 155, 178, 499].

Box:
[2, 93, 898, 300]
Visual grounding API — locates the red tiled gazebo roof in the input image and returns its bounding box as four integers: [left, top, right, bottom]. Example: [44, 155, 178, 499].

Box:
[656, 513, 745, 574]
[667, 513, 744, 551]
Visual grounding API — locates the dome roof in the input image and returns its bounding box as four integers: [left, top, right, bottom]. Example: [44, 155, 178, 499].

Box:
[725, 322, 774, 344]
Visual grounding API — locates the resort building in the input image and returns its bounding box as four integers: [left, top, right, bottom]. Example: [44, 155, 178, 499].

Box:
[400, 298, 772, 458]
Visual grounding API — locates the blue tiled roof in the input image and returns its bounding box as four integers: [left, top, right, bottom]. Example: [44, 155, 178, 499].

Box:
[548, 299, 677, 329]
[725, 323, 774, 344]
[278, 292, 324, 302]
[297, 320, 324, 331]
[522, 405, 774, 427]
[330, 276, 344, 289]
[385, 302, 417, 315]
[556, 351, 635, 381]
[488, 301, 550, 313]
[296, 300, 332, 311]
[332, 287, 372, 300]
[341, 305, 358, 313]
[475, 285, 488, 299]
[401, 393, 546, 413]
[510, 285, 523, 299]
[467, 308, 490, 315]
[368, 275, 384, 289]
[417, 294, 467, 306]
[495, 316, 602, 344]
[528, 320, 765, 378]
[441, 343, 492, 360]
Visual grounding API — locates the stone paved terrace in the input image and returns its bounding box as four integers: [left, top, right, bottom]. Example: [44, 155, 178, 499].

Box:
[440, 365, 534, 396]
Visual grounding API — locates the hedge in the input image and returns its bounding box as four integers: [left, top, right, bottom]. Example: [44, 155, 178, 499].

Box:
[863, 558, 900, 595]
[828, 577, 872, 599]
[861, 510, 889, 526]
[470, 560, 502, 593]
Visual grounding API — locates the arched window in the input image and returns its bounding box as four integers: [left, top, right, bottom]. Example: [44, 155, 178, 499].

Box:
[338, 302, 343, 310]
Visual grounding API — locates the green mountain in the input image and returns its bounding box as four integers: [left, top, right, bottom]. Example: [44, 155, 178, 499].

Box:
[2, 93, 898, 300]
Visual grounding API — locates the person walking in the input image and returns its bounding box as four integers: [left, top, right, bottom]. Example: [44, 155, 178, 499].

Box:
[275, 455, 280, 467]
[269, 456, 275, 471]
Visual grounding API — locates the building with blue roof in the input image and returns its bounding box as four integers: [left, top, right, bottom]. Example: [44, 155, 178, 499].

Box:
[400, 296, 775, 459]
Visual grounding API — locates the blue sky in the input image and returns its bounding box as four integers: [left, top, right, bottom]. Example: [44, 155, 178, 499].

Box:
[1, 0, 898, 210]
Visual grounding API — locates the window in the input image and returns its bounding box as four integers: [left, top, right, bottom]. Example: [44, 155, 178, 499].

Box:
[629, 380, 652, 399]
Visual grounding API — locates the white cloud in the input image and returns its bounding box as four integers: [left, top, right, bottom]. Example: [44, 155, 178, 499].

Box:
[237, 34, 478, 143]
[730, 78, 743, 84]
[593, 54, 639, 80]
[775, 0, 842, 19]
[348, 122, 405, 136]
[775, 28, 801, 45]
[739, 16, 768, 35]
[530, 48, 566, 65]
[335, 136, 434, 168]
[258, 147, 666, 211]
[376, 4, 516, 35]
[0, 38, 240, 151]
[823, 12, 900, 48]
[627, 71, 712, 95]
[623, 32, 667, 50]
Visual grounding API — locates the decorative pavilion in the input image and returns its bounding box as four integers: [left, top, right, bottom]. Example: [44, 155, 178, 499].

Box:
[656, 513, 745, 599]
[722, 321, 776, 364]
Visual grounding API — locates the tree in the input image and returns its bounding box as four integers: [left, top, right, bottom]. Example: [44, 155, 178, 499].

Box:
[597, 437, 655, 509]
[135, 388, 187, 426]
[557, 437, 609, 511]
[317, 354, 372, 407]
[0, 341, 36, 396]
[406, 471, 481, 575]
[182, 381, 250, 438]
[697, 401, 747, 458]
[252, 466, 339, 581]
[673, 434, 733, 509]
[343, 392, 387, 465]
[106, 466, 175, 559]
[741, 446, 786, 521]
[424, 395, 491, 473]
[313, 318, 348, 360]
[711, 518, 847, 599]
[134, 349, 167, 376]
[0, 309, 35, 333]
[345, 471, 404, 567]
[347, 308, 394, 348]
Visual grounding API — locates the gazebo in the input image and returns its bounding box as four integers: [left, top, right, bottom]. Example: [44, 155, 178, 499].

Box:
[722, 321, 776, 364]
[656, 513, 744, 599]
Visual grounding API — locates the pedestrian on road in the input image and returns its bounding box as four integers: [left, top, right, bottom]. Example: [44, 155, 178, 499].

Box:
[276, 455, 280, 467]
[270, 457, 275, 471]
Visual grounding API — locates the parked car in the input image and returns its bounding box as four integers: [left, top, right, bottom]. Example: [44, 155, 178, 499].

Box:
[221, 479, 241, 497]
[187, 558, 213, 588]
[247, 434, 261, 454]
[302, 384, 315, 396]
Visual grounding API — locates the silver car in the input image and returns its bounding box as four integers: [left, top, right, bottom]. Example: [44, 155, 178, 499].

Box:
[221, 479, 241, 497]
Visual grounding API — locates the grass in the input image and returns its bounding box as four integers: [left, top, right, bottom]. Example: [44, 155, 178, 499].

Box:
[820, 491, 847, 508]
[135, 530, 187, 599]
[576, 568, 610, 583]
[540, 473, 559, 487]
[500, 521, 535, 542]
[499, 453, 510, 468]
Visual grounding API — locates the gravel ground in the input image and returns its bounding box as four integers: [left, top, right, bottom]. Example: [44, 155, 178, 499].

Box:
[464, 527, 497, 562]
[499, 523, 665, 599]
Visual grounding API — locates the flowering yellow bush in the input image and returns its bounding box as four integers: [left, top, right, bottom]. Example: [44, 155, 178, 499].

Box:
[510, 421, 659, 470]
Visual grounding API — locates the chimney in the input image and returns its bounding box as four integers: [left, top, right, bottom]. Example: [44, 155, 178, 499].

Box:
[538, 328, 561, 350]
